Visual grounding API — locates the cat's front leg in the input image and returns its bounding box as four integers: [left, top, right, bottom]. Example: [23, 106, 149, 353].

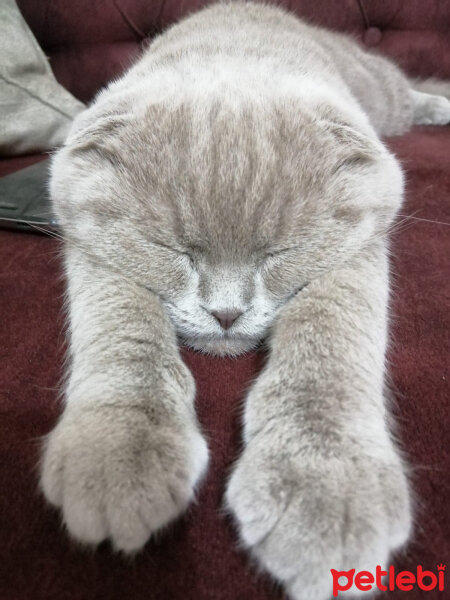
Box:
[226, 243, 411, 600]
[40, 247, 208, 552]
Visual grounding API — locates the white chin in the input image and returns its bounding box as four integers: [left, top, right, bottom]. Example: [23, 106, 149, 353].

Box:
[181, 334, 261, 357]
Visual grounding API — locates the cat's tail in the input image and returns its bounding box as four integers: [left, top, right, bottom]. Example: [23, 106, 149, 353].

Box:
[410, 77, 450, 100]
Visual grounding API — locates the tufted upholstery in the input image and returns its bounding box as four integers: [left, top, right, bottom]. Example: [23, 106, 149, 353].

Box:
[1, 2, 449, 600]
[15, 0, 450, 103]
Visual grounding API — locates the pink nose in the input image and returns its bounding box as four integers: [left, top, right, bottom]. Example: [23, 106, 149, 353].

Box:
[211, 310, 243, 330]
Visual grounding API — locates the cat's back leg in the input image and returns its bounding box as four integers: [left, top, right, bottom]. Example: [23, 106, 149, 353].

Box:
[355, 52, 450, 131]
[319, 30, 450, 134]
[409, 80, 450, 126]
[312, 31, 415, 136]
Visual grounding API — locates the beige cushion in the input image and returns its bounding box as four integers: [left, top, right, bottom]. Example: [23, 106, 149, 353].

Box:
[0, 0, 84, 155]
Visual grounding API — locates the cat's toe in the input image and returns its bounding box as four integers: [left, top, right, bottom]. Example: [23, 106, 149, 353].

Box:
[107, 508, 152, 553]
[225, 460, 290, 547]
[63, 495, 108, 546]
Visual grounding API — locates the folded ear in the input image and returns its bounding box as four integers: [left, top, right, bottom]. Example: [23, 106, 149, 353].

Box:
[316, 106, 383, 174]
[330, 123, 381, 172]
[65, 113, 131, 165]
[50, 109, 132, 227]
[314, 105, 403, 229]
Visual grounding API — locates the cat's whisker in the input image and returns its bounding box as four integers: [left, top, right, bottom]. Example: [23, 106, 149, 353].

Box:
[396, 214, 450, 226]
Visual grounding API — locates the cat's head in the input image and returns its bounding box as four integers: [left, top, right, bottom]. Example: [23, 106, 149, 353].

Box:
[51, 98, 403, 356]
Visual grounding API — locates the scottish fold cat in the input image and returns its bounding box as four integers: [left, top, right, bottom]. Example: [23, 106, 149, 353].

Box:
[41, 3, 450, 598]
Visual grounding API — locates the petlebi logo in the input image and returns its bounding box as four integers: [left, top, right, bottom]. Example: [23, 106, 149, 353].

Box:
[330, 564, 446, 597]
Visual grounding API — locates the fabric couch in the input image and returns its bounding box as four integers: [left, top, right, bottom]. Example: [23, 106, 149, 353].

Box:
[1, 1, 449, 599]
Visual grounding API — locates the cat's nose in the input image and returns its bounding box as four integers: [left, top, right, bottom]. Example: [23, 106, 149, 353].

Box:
[211, 310, 243, 330]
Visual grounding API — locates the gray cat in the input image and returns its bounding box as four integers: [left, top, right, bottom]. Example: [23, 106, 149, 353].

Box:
[40, 2, 450, 599]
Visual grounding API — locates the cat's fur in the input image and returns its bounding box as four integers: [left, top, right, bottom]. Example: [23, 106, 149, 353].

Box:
[41, 2, 450, 599]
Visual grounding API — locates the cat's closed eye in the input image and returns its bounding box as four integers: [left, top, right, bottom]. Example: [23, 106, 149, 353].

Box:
[261, 247, 302, 269]
[260, 248, 308, 298]
[149, 242, 195, 267]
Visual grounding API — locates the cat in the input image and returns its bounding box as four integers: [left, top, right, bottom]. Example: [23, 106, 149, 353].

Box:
[40, 2, 450, 599]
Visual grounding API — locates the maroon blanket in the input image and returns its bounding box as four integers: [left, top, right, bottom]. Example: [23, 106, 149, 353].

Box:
[1, 2, 449, 598]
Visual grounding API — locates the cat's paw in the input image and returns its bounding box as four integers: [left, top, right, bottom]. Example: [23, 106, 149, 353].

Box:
[41, 403, 208, 552]
[414, 93, 450, 125]
[225, 435, 411, 600]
